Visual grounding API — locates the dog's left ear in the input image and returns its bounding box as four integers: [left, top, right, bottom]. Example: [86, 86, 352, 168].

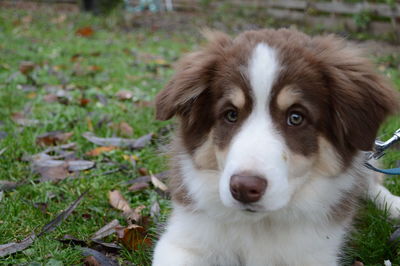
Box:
[315, 36, 399, 151]
[155, 30, 232, 121]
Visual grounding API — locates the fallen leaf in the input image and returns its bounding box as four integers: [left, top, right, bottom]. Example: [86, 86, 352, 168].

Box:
[134, 100, 154, 108]
[88, 65, 102, 72]
[39, 191, 87, 236]
[80, 247, 118, 266]
[91, 219, 120, 240]
[128, 182, 149, 192]
[59, 234, 87, 246]
[68, 160, 95, 172]
[84, 256, 101, 266]
[83, 132, 153, 149]
[91, 239, 121, 251]
[0, 233, 36, 257]
[115, 224, 152, 251]
[126, 205, 145, 224]
[0, 180, 19, 191]
[36, 131, 73, 146]
[138, 167, 148, 176]
[124, 171, 170, 185]
[80, 98, 90, 107]
[0, 192, 86, 257]
[115, 90, 133, 101]
[76, 27, 94, 37]
[111, 122, 133, 137]
[85, 146, 117, 157]
[34, 162, 70, 183]
[108, 191, 144, 223]
[108, 190, 132, 213]
[132, 133, 153, 149]
[19, 61, 35, 75]
[43, 94, 58, 103]
[151, 174, 168, 192]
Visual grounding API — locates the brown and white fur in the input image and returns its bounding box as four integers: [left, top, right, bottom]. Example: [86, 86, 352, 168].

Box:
[152, 29, 399, 266]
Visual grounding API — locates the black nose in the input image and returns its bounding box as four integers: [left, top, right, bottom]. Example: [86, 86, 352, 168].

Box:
[230, 174, 267, 203]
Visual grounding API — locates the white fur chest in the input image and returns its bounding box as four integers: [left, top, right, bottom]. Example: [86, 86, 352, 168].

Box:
[154, 205, 347, 266]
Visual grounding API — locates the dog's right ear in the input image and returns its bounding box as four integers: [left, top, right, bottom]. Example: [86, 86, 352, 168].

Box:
[155, 30, 232, 121]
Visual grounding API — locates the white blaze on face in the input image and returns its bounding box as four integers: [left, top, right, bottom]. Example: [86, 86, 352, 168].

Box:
[219, 43, 291, 212]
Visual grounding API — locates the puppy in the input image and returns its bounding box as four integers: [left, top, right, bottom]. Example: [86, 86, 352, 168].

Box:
[153, 28, 399, 266]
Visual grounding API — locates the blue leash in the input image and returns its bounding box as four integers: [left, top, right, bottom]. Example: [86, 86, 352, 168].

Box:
[364, 162, 400, 175]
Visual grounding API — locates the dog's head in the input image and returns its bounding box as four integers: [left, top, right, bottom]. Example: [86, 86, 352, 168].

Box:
[156, 29, 398, 214]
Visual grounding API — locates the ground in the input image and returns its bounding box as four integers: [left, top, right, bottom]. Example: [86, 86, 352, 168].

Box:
[0, 4, 400, 266]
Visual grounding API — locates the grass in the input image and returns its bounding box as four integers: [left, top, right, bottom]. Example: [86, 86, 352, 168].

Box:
[0, 6, 399, 266]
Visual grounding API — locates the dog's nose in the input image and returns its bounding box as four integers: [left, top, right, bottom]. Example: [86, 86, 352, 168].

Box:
[230, 174, 267, 203]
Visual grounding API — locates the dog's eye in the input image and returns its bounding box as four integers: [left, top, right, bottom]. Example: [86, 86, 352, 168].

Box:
[287, 112, 303, 126]
[224, 109, 238, 123]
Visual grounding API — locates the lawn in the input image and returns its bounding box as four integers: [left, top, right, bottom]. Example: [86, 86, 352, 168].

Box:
[0, 5, 400, 266]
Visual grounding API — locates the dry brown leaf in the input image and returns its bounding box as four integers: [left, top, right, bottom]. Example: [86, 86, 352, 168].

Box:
[138, 167, 148, 176]
[91, 219, 120, 240]
[115, 224, 152, 251]
[71, 54, 82, 62]
[115, 90, 133, 101]
[43, 94, 58, 103]
[126, 205, 145, 224]
[36, 131, 73, 146]
[85, 146, 117, 157]
[35, 163, 70, 182]
[151, 174, 168, 192]
[80, 98, 90, 107]
[134, 100, 154, 108]
[80, 248, 118, 266]
[108, 190, 132, 213]
[128, 182, 149, 192]
[19, 61, 35, 75]
[76, 26, 94, 37]
[88, 65, 102, 72]
[111, 122, 133, 137]
[84, 256, 101, 266]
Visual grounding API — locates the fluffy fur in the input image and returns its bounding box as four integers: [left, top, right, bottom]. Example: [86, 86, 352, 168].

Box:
[152, 28, 399, 266]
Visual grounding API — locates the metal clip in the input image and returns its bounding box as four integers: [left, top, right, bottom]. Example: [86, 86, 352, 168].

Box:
[371, 128, 400, 160]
